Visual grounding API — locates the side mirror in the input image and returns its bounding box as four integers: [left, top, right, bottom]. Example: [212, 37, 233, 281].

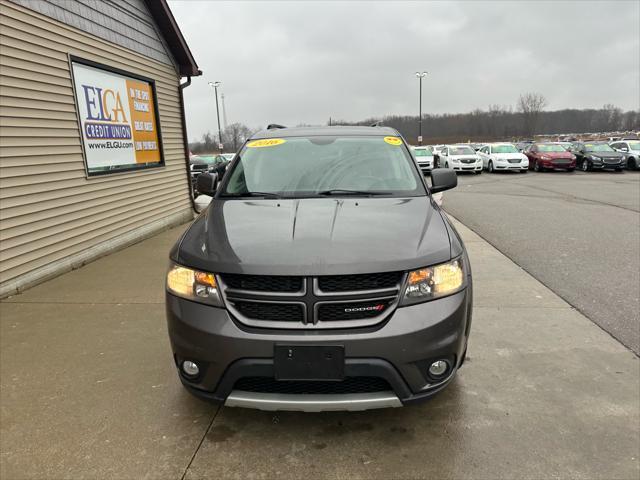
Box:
[430, 168, 457, 193]
[196, 172, 218, 196]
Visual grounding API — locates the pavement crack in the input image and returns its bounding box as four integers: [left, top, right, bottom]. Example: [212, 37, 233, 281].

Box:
[180, 406, 221, 480]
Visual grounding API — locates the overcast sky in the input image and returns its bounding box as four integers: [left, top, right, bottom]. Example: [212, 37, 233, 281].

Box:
[169, 0, 640, 141]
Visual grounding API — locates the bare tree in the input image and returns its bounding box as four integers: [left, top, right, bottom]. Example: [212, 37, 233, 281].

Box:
[517, 92, 548, 137]
[222, 123, 253, 152]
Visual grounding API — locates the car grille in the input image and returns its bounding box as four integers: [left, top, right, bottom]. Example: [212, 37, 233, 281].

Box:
[232, 301, 304, 322]
[460, 158, 475, 164]
[317, 272, 403, 292]
[553, 159, 570, 165]
[219, 273, 404, 329]
[508, 159, 521, 164]
[234, 376, 392, 394]
[221, 274, 303, 292]
[191, 164, 208, 171]
[604, 158, 620, 164]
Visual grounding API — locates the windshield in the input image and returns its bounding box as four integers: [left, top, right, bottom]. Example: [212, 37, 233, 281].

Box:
[449, 146, 475, 155]
[628, 141, 640, 150]
[585, 143, 614, 152]
[413, 147, 433, 156]
[221, 136, 425, 198]
[492, 145, 518, 154]
[221, 153, 235, 160]
[537, 144, 566, 152]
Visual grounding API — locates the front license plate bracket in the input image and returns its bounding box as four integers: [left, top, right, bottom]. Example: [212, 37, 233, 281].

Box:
[274, 345, 345, 381]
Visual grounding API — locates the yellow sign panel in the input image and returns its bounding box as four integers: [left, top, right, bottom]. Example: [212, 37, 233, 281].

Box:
[247, 138, 286, 148]
[384, 136, 402, 146]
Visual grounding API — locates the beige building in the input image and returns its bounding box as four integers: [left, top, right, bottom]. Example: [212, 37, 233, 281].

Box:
[0, 0, 201, 297]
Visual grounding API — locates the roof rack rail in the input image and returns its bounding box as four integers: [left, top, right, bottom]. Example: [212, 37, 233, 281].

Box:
[370, 121, 382, 127]
[267, 124, 287, 130]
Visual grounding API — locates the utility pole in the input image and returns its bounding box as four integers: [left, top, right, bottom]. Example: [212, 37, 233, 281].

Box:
[221, 92, 228, 129]
[415, 72, 428, 145]
[208, 81, 223, 153]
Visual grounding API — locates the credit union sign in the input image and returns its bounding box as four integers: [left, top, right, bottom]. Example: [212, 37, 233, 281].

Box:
[70, 57, 164, 176]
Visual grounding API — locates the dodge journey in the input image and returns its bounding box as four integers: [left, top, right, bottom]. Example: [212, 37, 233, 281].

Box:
[166, 126, 473, 411]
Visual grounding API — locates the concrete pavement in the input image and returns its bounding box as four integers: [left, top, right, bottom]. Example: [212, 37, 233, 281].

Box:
[1, 219, 638, 479]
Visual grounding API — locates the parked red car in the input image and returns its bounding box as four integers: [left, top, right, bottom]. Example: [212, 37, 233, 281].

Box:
[524, 143, 576, 172]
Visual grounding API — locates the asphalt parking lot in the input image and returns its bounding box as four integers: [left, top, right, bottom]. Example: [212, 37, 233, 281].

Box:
[1, 217, 638, 480]
[443, 170, 640, 355]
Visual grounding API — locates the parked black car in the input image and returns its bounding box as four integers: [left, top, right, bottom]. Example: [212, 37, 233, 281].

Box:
[166, 126, 472, 412]
[569, 142, 625, 172]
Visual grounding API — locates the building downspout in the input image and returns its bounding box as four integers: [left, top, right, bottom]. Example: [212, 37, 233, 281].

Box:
[179, 76, 198, 213]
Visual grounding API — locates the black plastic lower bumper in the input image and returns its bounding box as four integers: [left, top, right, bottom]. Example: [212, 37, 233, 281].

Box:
[179, 357, 458, 406]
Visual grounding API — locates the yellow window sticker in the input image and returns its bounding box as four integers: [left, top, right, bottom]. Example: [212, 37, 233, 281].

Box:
[384, 136, 402, 146]
[247, 138, 286, 148]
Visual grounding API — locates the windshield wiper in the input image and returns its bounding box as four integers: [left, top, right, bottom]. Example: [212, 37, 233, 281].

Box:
[221, 191, 282, 198]
[317, 189, 387, 196]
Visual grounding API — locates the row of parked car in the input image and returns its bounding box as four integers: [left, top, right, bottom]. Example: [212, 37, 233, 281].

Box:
[411, 139, 640, 174]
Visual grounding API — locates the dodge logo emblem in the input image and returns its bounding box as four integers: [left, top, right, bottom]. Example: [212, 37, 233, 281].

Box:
[344, 304, 385, 313]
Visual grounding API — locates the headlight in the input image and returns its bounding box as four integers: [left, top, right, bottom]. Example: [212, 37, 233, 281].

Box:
[591, 156, 601, 161]
[400, 259, 465, 306]
[166, 263, 222, 306]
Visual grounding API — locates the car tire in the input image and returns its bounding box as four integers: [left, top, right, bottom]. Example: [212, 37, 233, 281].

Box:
[533, 161, 542, 172]
[488, 160, 494, 173]
[628, 157, 638, 170]
[581, 160, 590, 172]
[445, 162, 449, 168]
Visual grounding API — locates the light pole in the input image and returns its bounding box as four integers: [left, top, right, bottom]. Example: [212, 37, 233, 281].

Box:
[415, 72, 428, 145]
[208, 81, 223, 153]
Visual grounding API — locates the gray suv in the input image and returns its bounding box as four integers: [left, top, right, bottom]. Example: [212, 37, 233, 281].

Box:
[166, 126, 473, 411]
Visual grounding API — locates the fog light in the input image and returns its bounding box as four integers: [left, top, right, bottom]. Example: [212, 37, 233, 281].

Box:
[428, 360, 449, 377]
[182, 360, 199, 376]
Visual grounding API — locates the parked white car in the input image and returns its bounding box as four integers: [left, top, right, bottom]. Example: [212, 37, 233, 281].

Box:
[610, 140, 640, 170]
[411, 146, 435, 173]
[477, 143, 529, 173]
[439, 145, 482, 174]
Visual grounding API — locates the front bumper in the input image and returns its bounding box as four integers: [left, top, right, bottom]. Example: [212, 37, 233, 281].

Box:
[418, 162, 434, 172]
[450, 163, 482, 172]
[590, 160, 624, 170]
[540, 160, 576, 170]
[166, 287, 472, 410]
[494, 162, 528, 170]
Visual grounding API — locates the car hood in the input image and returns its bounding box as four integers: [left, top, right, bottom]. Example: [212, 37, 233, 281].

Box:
[176, 197, 452, 276]
[538, 151, 574, 159]
[493, 152, 527, 161]
[588, 151, 624, 159]
[416, 155, 434, 161]
[449, 155, 480, 160]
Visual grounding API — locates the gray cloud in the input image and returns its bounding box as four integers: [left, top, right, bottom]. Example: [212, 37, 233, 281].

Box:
[169, 0, 640, 141]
